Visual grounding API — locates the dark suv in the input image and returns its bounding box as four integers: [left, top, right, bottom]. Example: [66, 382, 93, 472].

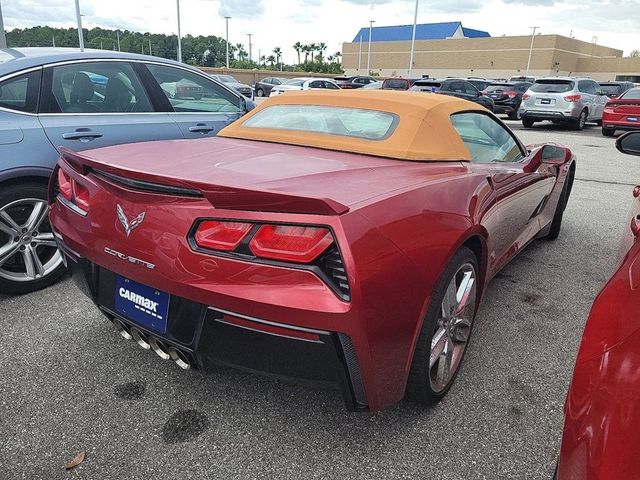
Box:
[599, 81, 636, 98]
[381, 78, 422, 91]
[484, 82, 532, 119]
[438, 78, 494, 112]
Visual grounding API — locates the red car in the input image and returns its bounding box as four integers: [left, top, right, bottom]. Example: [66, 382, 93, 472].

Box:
[602, 87, 640, 137]
[556, 132, 640, 479]
[48, 91, 575, 411]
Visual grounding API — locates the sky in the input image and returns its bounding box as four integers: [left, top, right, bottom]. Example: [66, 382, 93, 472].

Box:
[3, 0, 640, 61]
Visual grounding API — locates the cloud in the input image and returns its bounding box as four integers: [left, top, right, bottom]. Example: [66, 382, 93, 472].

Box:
[4, 0, 96, 27]
[425, 0, 483, 12]
[218, 0, 263, 19]
[503, 0, 560, 5]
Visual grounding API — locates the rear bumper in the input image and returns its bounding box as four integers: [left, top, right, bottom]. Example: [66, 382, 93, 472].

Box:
[602, 121, 640, 131]
[59, 243, 369, 411]
[520, 105, 582, 121]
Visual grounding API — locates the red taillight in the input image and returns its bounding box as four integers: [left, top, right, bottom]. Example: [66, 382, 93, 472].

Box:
[194, 221, 252, 251]
[564, 94, 581, 102]
[72, 181, 90, 211]
[606, 102, 618, 109]
[522, 93, 530, 100]
[506, 91, 518, 98]
[249, 225, 333, 263]
[57, 168, 73, 201]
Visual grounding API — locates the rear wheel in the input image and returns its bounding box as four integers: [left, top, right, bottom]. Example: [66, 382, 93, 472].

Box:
[522, 118, 535, 128]
[508, 110, 520, 120]
[256, 88, 265, 97]
[572, 109, 587, 130]
[406, 247, 478, 405]
[0, 182, 66, 294]
[602, 127, 615, 137]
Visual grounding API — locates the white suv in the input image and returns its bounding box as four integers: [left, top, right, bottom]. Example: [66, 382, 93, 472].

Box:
[519, 77, 609, 130]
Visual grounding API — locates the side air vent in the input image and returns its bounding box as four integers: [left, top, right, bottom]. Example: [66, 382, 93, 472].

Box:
[317, 246, 350, 300]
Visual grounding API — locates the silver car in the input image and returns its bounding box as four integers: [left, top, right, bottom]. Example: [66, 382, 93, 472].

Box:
[519, 77, 608, 130]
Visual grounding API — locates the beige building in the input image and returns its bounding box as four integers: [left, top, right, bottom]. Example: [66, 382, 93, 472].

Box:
[342, 34, 640, 82]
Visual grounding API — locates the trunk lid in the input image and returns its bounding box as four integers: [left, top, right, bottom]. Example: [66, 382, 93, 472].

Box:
[61, 137, 467, 214]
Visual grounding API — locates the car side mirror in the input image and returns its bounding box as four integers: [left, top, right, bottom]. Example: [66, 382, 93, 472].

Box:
[616, 132, 640, 156]
[541, 144, 571, 164]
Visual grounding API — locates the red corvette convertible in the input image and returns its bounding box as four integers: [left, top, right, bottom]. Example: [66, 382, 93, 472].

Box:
[48, 91, 575, 411]
[556, 131, 640, 479]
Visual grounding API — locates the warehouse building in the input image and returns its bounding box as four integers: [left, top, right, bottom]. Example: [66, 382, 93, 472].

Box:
[342, 22, 640, 82]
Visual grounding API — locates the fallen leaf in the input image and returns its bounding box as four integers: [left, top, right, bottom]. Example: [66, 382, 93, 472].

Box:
[65, 451, 86, 470]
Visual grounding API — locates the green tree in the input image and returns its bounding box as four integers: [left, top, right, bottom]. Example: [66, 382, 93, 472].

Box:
[293, 41, 302, 64]
[629, 49, 640, 58]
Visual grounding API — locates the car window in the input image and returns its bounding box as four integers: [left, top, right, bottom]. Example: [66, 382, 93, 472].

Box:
[463, 82, 478, 95]
[450, 112, 523, 163]
[578, 80, 597, 95]
[284, 79, 304, 87]
[383, 79, 408, 89]
[600, 84, 621, 95]
[0, 70, 40, 113]
[145, 64, 241, 113]
[309, 80, 324, 88]
[244, 105, 398, 140]
[323, 81, 339, 89]
[530, 80, 574, 93]
[621, 89, 640, 100]
[45, 62, 153, 114]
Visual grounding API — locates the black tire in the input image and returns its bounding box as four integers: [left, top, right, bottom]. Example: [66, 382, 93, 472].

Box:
[602, 127, 615, 137]
[256, 88, 265, 97]
[545, 167, 574, 240]
[0, 181, 67, 294]
[508, 110, 519, 120]
[595, 119, 602, 126]
[522, 117, 534, 128]
[571, 109, 587, 130]
[406, 246, 479, 405]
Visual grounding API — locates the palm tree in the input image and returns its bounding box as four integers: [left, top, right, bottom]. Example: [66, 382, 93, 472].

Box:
[333, 51, 341, 64]
[260, 55, 266, 67]
[266, 55, 276, 67]
[302, 44, 310, 63]
[308, 43, 317, 62]
[317, 42, 327, 62]
[235, 43, 246, 61]
[273, 47, 282, 69]
[293, 41, 302, 64]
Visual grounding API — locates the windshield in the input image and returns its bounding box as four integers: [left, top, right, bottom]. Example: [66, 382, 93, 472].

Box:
[284, 79, 304, 86]
[530, 80, 575, 93]
[217, 75, 237, 83]
[600, 84, 623, 95]
[243, 105, 398, 140]
[621, 89, 640, 100]
[485, 84, 515, 92]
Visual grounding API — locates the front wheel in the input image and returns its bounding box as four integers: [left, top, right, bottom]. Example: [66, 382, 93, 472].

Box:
[406, 247, 479, 405]
[602, 127, 615, 137]
[256, 88, 264, 97]
[0, 182, 66, 294]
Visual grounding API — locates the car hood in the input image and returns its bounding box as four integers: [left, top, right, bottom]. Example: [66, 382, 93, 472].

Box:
[69, 137, 467, 211]
[275, 84, 303, 91]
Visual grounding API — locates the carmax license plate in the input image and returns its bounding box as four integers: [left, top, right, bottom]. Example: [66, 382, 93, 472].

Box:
[628, 116, 638, 122]
[540, 98, 552, 105]
[115, 276, 169, 333]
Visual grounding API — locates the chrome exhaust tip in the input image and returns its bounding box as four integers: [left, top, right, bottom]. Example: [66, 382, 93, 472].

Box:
[169, 347, 191, 370]
[149, 337, 171, 360]
[112, 318, 132, 340]
[130, 327, 151, 350]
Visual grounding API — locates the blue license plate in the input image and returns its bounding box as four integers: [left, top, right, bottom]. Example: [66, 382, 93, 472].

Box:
[628, 116, 638, 122]
[115, 276, 169, 333]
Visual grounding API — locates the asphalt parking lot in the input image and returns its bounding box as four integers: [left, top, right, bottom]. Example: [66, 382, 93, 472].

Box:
[0, 120, 635, 479]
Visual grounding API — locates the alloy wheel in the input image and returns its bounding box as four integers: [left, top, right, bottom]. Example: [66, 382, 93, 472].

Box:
[0, 198, 62, 283]
[429, 262, 477, 393]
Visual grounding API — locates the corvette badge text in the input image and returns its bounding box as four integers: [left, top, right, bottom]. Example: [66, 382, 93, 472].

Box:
[104, 247, 156, 270]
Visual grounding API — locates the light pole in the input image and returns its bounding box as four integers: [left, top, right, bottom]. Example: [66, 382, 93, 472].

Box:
[0, 1, 7, 49]
[176, 0, 182, 62]
[367, 20, 375, 72]
[74, 0, 84, 51]
[358, 34, 362, 71]
[525, 26, 539, 77]
[247, 33, 252, 62]
[224, 16, 231, 69]
[408, 0, 419, 76]
[116, 30, 121, 51]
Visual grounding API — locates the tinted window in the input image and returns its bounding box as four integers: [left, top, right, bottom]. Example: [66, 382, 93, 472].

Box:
[244, 105, 398, 140]
[530, 80, 574, 93]
[621, 89, 640, 100]
[323, 81, 339, 89]
[451, 113, 523, 163]
[578, 80, 597, 95]
[46, 62, 152, 114]
[485, 84, 514, 93]
[600, 84, 622, 95]
[383, 79, 408, 89]
[146, 64, 241, 113]
[0, 70, 40, 113]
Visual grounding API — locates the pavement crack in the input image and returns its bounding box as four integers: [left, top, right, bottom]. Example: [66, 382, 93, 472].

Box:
[575, 177, 636, 187]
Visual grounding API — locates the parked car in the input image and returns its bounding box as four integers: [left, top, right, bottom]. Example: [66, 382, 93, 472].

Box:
[410, 79, 442, 93]
[381, 77, 421, 90]
[437, 78, 494, 112]
[0, 47, 253, 294]
[361, 81, 383, 90]
[254, 76, 287, 97]
[509, 75, 536, 83]
[602, 87, 640, 136]
[333, 76, 378, 89]
[465, 78, 492, 92]
[269, 77, 340, 96]
[599, 81, 635, 98]
[483, 82, 532, 119]
[555, 132, 639, 480]
[208, 74, 254, 100]
[519, 77, 608, 130]
[49, 91, 575, 411]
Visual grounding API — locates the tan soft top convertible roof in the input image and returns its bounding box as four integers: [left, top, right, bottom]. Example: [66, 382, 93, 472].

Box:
[218, 90, 478, 161]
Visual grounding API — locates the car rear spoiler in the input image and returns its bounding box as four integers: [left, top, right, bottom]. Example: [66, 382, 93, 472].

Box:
[59, 148, 350, 216]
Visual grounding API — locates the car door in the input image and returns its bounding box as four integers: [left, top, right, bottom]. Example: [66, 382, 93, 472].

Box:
[143, 63, 245, 139]
[38, 60, 182, 153]
[451, 112, 555, 274]
[591, 80, 608, 119]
